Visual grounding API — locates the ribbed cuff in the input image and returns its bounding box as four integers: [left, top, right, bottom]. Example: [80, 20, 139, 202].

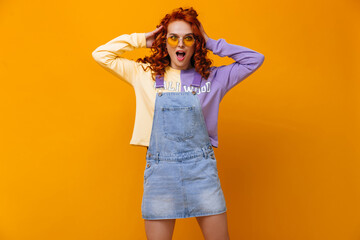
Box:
[137, 32, 147, 48]
[205, 38, 216, 51]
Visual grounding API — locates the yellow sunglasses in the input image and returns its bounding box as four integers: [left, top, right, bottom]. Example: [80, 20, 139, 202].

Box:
[167, 35, 196, 47]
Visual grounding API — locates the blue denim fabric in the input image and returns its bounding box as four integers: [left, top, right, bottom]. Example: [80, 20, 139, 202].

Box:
[141, 91, 227, 220]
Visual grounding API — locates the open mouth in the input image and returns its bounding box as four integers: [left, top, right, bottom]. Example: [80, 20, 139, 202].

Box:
[176, 51, 186, 61]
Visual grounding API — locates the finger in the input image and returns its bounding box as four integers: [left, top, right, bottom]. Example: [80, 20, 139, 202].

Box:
[152, 26, 161, 34]
[153, 26, 163, 35]
[156, 25, 163, 32]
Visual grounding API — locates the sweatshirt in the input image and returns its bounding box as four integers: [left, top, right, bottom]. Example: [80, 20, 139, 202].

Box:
[92, 32, 264, 148]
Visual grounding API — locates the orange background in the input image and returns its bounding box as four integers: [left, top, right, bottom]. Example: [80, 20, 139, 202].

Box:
[1, 0, 359, 239]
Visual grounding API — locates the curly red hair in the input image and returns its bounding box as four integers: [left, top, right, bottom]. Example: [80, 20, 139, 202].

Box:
[136, 7, 213, 81]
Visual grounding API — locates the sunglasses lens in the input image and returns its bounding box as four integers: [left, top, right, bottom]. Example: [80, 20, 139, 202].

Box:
[184, 37, 195, 47]
[167, 37, 178, 47]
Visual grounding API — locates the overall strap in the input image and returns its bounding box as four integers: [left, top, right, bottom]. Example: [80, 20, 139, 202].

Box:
[191, 72, 202, 88]
[155, 75, 165, 88]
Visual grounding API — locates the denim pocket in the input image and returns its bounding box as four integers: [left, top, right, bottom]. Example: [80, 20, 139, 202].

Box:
[162, 106, 196, 141]
[203, 152, 218, 178]
[144, 161, 157, 183]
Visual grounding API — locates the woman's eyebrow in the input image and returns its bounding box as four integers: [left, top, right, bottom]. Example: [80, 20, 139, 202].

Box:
[169, 33, 194, 36]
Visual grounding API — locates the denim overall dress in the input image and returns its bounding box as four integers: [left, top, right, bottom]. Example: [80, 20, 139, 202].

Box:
[141, 72, 227, 220]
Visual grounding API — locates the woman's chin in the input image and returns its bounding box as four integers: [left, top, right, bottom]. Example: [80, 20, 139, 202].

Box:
[174, 58, 190, 65]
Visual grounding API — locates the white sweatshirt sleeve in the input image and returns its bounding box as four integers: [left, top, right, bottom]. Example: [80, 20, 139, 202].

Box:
[92, 32, 147, 86]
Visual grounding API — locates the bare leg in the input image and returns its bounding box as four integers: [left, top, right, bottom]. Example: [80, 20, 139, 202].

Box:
[196, 212, 230, 240]
[144, 219, 176, 240]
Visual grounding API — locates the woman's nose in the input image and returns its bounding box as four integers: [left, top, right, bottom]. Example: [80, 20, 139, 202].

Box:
[178, 39, 184, 47]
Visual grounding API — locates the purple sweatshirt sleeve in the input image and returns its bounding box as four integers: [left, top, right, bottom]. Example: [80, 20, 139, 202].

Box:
[205, 37, 265, 97]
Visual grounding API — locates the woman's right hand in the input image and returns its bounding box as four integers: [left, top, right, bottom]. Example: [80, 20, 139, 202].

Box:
[145, 25, 164, 48]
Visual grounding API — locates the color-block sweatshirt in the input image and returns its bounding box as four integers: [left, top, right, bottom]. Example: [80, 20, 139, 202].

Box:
[92, 32, 265, 148]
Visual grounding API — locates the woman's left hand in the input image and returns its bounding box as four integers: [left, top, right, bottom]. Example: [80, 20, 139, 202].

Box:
[198, 22, 209, 43]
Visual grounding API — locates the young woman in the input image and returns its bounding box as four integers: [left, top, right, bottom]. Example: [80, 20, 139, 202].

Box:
[92, 7, 264, 240]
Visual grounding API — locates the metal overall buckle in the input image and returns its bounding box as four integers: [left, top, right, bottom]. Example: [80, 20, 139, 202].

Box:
[191, 86, 199, 95]
[157, 87, 164, 96]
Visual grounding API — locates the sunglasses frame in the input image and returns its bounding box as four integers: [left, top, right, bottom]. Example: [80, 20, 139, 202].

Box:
[166, 34, 196, 47]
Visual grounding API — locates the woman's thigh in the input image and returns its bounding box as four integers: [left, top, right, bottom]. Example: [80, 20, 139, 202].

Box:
[144, 219, 176, 240]
[196, 212, 230, 240]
